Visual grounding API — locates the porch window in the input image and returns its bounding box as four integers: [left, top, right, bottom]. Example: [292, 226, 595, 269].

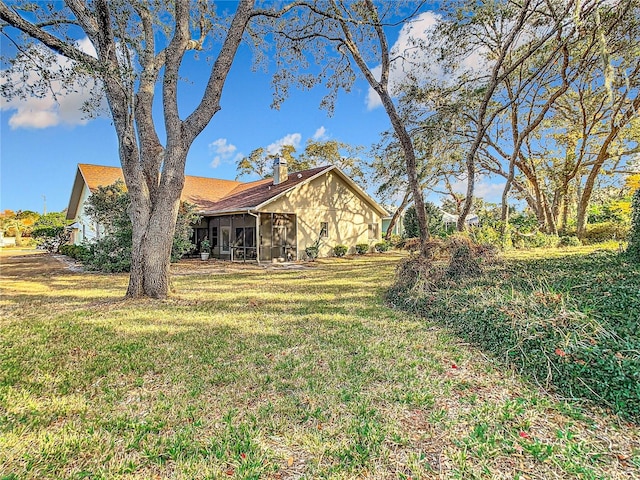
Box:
[320, 222, 328, 238]
[368, 223, 379, 240]
[211, 226, 218, 248]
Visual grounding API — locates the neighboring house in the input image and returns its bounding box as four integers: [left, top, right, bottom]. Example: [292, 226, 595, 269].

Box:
[382, 207, 405, 237]
[442, 211, 479, 228]
[66, 160, 387, 261]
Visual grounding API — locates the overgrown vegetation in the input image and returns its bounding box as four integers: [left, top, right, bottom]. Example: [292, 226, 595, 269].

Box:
[388, 244, 640, 422]
[627, 188, 640, 261]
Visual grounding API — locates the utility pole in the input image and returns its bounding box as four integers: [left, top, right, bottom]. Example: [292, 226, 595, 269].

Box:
[42, 195, 46, 215]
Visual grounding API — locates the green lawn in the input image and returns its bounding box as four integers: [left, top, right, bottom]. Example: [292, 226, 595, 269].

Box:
[0, 249, 638, 479]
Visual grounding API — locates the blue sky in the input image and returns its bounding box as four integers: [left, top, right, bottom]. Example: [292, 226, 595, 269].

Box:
[0, 7, 503, 214]
[1, 43, 390, 214]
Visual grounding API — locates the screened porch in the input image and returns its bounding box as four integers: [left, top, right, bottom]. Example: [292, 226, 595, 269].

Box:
[191, 212, 297, 262]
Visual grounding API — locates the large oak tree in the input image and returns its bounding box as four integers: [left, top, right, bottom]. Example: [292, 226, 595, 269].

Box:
[0, 0, 281, 298]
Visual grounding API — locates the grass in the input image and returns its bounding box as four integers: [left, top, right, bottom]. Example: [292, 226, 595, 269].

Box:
[0, 247, 639, 479]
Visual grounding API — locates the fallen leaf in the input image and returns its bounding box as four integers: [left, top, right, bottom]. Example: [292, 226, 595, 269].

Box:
[288, 456, 294, 467]
[519, 431, 530, 439]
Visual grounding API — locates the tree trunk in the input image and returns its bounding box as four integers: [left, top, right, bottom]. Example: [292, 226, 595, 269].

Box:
[338, 0, 430, 257]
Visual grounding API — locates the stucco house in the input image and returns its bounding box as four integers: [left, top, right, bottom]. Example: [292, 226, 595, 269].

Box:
[66, 160, 387, 261]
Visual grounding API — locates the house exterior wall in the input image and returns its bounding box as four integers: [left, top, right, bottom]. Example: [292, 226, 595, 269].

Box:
[382, 215, 404, 237]
[261, 171, 382, 258]
[70, 184, 103, 244]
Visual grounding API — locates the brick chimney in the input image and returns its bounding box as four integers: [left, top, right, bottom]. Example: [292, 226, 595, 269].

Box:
[273, 157, 288, 185]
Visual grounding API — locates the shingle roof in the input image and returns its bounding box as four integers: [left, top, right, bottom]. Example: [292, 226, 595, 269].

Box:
[199, 166, 331, 213]
[71, 164, 334, 215]
[77, 164, 244, 206]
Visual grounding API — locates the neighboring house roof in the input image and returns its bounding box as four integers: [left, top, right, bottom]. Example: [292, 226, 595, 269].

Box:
[67, 163, 387, 219]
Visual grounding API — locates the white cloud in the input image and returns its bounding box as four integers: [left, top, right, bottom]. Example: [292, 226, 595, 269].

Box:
[266, 133, 302, 155]
[449, 178, 506, 204]
[1, 38, 104, 129]
[312, 126, 328, 141]
[366, 12, 439, 110]
[366, 11, 488, 110]
[208, 138, 239, 168]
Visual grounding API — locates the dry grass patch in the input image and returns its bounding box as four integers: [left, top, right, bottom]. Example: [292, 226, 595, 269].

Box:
[0, 250, 638, 479]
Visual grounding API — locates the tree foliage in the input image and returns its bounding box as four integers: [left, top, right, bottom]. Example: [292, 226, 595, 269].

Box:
[403, 203, 444, 239]
[31, 212, 71, 253]
[83, 181, 199, 272]
[269, 0, 433, 256]
[0, 210, 40, 245]
[237, 139, 367, 185]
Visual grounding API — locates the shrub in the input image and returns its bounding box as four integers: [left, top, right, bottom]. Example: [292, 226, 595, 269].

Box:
[374, 242, 390, 253]
[558, 235, 582, 248]
[627, 189, 640, 260]
[582, 222, 629, 244]
[82, 181, 199, 271]
[355, 243, 369, 255]
[60, 243, 90, 261]
[32, 226, 70, 253]
[333, 244, 348, 257]
[85, 235, 132, 273]
[469, 223, 513, 250]
[305, 245, 319, 261]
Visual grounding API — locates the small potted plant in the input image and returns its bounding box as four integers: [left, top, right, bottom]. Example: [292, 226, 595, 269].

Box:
[200, 238, 211, 261]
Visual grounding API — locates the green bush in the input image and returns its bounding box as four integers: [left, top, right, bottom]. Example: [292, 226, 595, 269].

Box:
[85, 235, 132, 273]
[81, 181, 199, 272]
[558, 235, 582, 248]
[355, 243, 369, 255]
[305, 245, 319, 261]
[627, 189, 640, 260]
[374, 242, 390, 253]
[387, 234, 403, 248]
[469, 224, 513, 249]
[32, 226, 70, 253]
[582, 222, 629, 244]
[60, 244, 90, 261]
[333, 244, 348, 257]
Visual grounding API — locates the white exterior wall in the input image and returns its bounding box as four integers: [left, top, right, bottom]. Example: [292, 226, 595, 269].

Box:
[70, 184, 103, 245]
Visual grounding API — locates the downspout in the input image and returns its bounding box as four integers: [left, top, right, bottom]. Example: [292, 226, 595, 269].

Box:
[247, 210, 260, 265]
